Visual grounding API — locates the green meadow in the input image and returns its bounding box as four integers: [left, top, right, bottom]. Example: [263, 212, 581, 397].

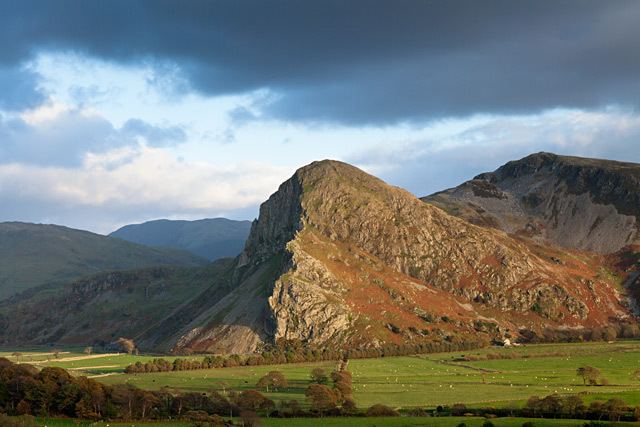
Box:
[37, 417, 640, 427]
[5, 340, 640, 411]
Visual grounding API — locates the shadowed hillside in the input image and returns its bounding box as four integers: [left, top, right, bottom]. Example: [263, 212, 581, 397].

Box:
[0, 222, 207, 300]
[110, 218, 252, 261]
[423, 152, 640, 253]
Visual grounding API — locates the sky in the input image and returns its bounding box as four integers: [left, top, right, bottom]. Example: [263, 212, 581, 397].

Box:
[0, 0, 639, 234]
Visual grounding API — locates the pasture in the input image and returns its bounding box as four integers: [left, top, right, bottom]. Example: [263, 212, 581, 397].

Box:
[36, 417, 640, 427]
[4, 341, 640, 410]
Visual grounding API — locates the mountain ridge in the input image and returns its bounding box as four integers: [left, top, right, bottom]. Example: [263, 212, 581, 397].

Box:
[110, 217, 252, 261]
[423, 152, 640, 253]
[0, 221, 206, 300]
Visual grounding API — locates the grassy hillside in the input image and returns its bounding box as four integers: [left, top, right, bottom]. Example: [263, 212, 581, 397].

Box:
[0, 222, 207, 300]
[109, 217, 252, 261]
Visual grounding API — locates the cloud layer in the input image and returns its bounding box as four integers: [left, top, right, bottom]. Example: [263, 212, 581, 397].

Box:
[1, 1, 639, 123]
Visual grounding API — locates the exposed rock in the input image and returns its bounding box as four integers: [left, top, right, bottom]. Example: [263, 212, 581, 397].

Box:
[423, 152, 640, 253]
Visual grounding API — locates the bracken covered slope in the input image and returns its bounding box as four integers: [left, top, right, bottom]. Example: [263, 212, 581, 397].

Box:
[422, 152, 640, 254]
[0, 160, 635, 352]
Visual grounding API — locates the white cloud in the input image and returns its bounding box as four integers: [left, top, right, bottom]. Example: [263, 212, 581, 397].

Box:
[347, 108, 640, 197]
[0, 145, 290, 213]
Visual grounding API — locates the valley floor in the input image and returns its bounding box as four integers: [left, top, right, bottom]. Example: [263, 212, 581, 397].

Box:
[36, 417, 640, 427]
[3, 341, 640, 410]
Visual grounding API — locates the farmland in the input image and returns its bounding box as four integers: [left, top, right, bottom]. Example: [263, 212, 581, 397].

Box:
[4, 340, 640, 411]
[37, 416, 640, 427]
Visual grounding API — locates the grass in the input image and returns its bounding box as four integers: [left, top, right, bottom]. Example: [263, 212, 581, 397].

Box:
[6, 341, 640, 411]
[36, 417, 640, 427]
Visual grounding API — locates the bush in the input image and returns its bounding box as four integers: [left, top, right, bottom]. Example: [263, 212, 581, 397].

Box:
[483, 421, 495, 427]
[522, 422, 535, 427]
[457, 423, 468, 427]
[0, 415, 37, 427]
[366, 404, 399, 416]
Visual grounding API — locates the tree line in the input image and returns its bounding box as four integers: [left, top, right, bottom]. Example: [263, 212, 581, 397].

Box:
[124, 336, 488, 374]
[3, 356, 640, 425]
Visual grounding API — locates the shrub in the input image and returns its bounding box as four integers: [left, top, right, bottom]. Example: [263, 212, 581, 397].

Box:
[522, 422, 535, 427]
[483, 420, 495, 427]
[366, 404, 399, 416]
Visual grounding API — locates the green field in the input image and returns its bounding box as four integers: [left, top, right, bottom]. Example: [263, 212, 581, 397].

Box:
[5, 341, 640, 411]
[36, 417, 640, 427]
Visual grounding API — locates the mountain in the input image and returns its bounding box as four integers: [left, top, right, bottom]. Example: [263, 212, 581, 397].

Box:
[110, 218, 252, 261]
[422, 152, 640, 254]
[0, 160, 635, 353]
[0, 222, 207, 300]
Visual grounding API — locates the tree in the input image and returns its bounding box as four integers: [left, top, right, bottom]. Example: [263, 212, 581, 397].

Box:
[605, 398, 626, 422]
[115, 338, 136, 355]
[366, 404, 399, 416]
[452, 403, 468, 416]
[235, 390, 273, 413]
[331, 370, 353, 403]
[240, 410, 260, 427]
[577, 366, 601, 385]
[563, 395, 585, 417]
[310, 367, 329, 384]
[256, 371, 288, 392]
[305, 384, 338, 414]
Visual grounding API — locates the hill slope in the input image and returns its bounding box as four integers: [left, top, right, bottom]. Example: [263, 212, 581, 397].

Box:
[0, 260, 233, 347]
[110, 218, 252, 261]
[0, 222, 207, 300]
[0, 161, 635, 352]
[422, 152, 640, 253]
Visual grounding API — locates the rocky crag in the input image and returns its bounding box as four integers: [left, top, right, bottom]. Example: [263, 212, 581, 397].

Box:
[158, 160, 635, 353]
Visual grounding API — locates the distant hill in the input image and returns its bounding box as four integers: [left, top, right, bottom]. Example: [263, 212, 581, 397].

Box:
[0, 222, 207, 300]
[109, 218, 252, 261]
[422, 152, 640, 253]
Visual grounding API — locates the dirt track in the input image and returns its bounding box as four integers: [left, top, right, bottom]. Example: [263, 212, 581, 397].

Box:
[44, 353, 122, 362]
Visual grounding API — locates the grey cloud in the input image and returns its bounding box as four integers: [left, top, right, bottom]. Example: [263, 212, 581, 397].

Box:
[1, 1, 639, 123]
[0, 110, 125, 166]
[0, 111, 186, 166]
[350, 111, 640, 197]
[121, 118, 187, 147]
[0, 65, 46, 110]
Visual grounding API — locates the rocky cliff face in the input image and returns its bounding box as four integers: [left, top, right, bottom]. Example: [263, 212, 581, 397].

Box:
[423, 152, 640, 254]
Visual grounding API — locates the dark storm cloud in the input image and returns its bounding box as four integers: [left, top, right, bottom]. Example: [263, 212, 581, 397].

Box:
[1, 0, 639, 123]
